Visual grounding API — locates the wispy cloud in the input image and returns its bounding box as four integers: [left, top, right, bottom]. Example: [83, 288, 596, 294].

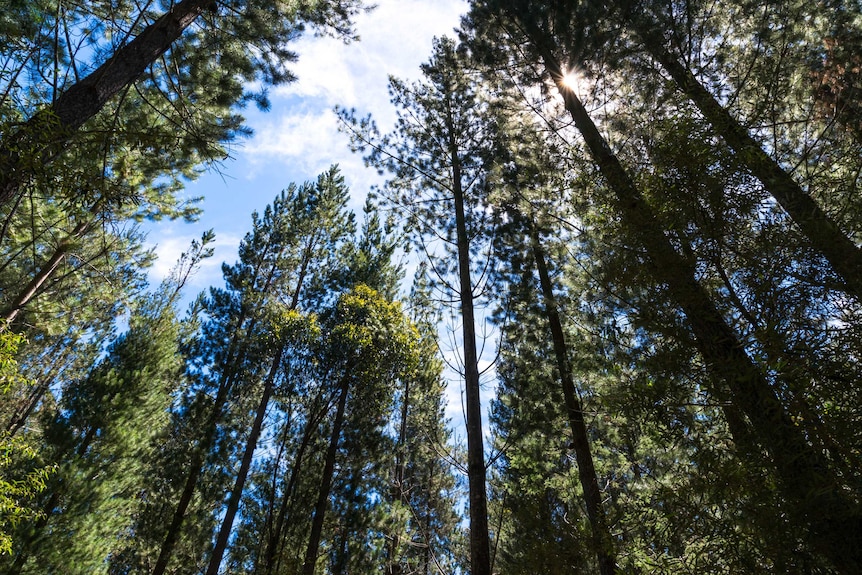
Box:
[245, 0, 468, 175]
[278, 0, 467, 111]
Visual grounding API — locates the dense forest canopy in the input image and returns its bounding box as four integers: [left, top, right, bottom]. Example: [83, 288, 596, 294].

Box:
[2, 0, 861, 574]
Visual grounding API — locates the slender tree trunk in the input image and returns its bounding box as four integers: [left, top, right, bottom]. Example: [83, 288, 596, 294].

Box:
[263, 401, 322, 575]
[206, 251, 312, 574]
[301, 376, 350, 575]
[152, 377, 231, 575]
[6, 363, 61, 436]
[152, 315, 263, 575]
[529, 228, 617, 575]
[529, 39, 861, 573]
[632, 23, 862, 301]
[153, 234, 283, 575]
[205, 347, 283, 575]
[448, 111, 492, 575]
[0, 0, 211, 209]
[386, 377, 411, 575]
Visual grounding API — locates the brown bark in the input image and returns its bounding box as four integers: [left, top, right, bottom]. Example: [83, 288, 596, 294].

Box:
[263, 399, 326, 575]
[449, 113, 492, 575]
[151, 375, 232, 575]
[205, 347, 282, 575]
[153, 233, 282, 575]
[1, 220, 91, 327]
[0, 0, 211, 209]
[205, 237, 314, 574]
[529, 229, 617, 575]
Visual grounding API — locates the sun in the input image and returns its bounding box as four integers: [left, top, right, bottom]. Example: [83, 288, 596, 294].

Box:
[560, 68, 582, 93]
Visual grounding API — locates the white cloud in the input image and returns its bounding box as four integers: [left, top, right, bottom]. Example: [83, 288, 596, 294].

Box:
[246, 110, 342, 161]
[278, 0, 467, 110]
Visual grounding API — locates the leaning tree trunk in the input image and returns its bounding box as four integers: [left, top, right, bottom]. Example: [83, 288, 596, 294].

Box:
[204, 347, 282, 575]
[152, 312, 261, 575]
[301, 375, 349, 575]
[1, 220, 89, 326]
[526, 34, 861, 573]
[529, 228, 617, 575]
[0, 0, 211, 210]
[205, 243, 314, 574]
[153, 233, 284, 575]
[632, 21, 862, 302]
[263, 397, 328, 575]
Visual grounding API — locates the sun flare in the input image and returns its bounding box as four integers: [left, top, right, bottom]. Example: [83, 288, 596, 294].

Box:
[561, 69, 581, 92]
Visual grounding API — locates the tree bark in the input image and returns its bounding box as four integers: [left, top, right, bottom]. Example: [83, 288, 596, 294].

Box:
[152, 314, 263, 575]
[206, 241, 313, 574]
[634, 23, 862, 301]
[0, 0, 211, 209]
[529, 228, 617, 575]
[1, 222, 89, 327]
[263, 400, 325, 575]
[205, 346, 282, 575]
[301, 376, 350, 575]
[449, 114, 492, 575]
[153, 232, 282, 575]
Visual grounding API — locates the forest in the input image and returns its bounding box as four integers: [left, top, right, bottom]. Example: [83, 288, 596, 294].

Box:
[1, 0, 861, 573]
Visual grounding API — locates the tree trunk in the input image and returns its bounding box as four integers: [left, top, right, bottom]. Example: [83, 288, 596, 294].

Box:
[386, 377, 411, 575]
[531, 40, 861, 573]
[153, 236, 281, 575]
[206, 250, 311, 574]
[529, 229, 617, 575]
[152, 315, 262, 575]
[0, 0, 211, 210]
[634, 23, 862, 301]
[301, 376, 350, 575]
[263, 399, 325, 575]
[152, 376, 232, 575]
[448, 109, 492, 575]
[205, 347, 283, 575]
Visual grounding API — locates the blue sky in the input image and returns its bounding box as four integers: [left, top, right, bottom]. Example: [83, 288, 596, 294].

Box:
[146, 0, 469, 291]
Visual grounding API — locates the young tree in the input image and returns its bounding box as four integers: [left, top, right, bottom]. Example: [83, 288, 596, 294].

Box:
[300, 285, 421, 575]
[147, 167, 354, 575]
[2, 232, 213, 574]
[341, 37, 497, 575]
[204, 167, 355, 575]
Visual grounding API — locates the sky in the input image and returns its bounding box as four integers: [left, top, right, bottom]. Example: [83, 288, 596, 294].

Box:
[147, 0, 468, 288]
[143, 0, 498, 438]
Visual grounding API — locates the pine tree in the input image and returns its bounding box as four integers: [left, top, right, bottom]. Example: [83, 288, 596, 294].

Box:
[340, 36, 497, 575]
[465, 2, 862, 571]
[0, 0, 364, 214]
[2, 232, 213, 574]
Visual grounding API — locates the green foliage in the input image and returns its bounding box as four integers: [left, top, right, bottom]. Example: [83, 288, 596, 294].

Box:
[0, 332, 52, 557]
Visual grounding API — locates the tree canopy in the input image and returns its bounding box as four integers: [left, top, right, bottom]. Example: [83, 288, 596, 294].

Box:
[2, 1, 861, 574]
